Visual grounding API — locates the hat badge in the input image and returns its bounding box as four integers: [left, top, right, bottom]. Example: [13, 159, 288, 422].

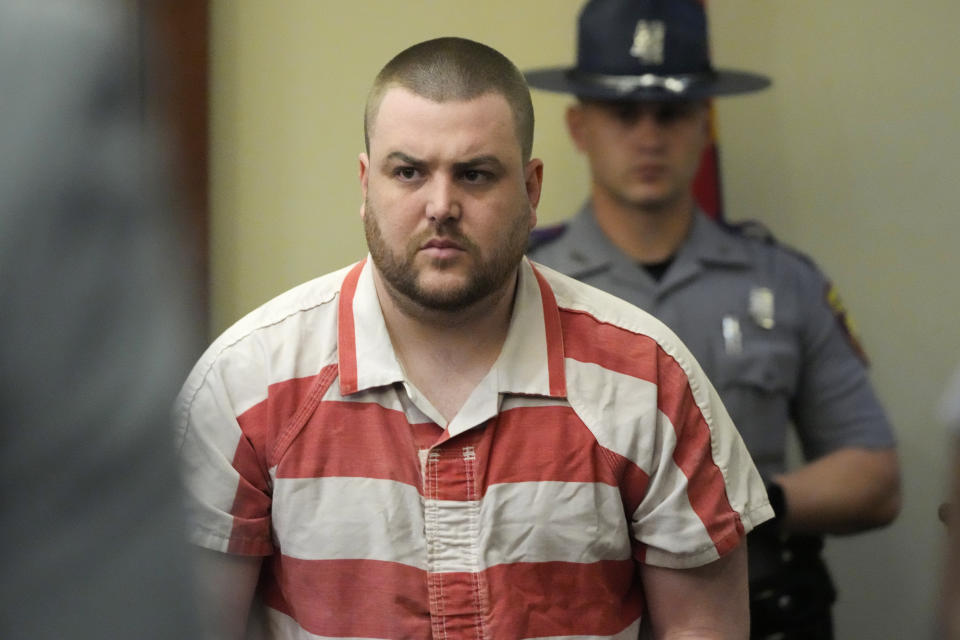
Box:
[630, 20, 665, 64]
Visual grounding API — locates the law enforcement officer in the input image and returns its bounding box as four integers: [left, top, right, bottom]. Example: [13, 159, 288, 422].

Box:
[524, 1, 901, 638]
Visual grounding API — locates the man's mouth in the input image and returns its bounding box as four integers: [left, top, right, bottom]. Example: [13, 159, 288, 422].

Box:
[633, 163, 667, 178]
[422, 237, 464, 251]
[419, 236, 466, 259]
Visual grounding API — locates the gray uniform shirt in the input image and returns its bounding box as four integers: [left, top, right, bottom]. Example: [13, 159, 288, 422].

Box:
[528, 205, 895, 482]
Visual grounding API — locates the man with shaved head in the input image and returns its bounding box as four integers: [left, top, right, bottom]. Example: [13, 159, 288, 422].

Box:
[177, 36, 771, 639]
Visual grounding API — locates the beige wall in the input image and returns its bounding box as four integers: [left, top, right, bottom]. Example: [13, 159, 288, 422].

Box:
[210, 2, 960, 637]
[710, 5, 958, 638]
[209, 0, 586, 331]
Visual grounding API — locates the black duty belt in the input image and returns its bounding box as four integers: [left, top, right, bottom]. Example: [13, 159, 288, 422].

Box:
[747, 525, 836, 640]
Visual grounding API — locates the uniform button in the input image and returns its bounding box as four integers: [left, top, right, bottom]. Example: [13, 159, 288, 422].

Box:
[778, 594, 792, 610]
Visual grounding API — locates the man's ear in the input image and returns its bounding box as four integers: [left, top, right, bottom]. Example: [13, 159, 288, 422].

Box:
[698, 101, 712, 152]
[358, 152, 370, 219]
[524, 158, 544, 229]
[565, 103, 588, 153]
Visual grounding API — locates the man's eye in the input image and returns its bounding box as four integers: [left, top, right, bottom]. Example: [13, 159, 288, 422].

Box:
[656, 104, 696, 124]
[614, 105, 639, 124]
[395, 167, 420, 181]
[655, 108, 677, 123]
[462, 169, 491, 184]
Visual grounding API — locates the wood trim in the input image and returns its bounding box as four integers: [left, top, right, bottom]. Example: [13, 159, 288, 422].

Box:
[143, 0, 210, 330]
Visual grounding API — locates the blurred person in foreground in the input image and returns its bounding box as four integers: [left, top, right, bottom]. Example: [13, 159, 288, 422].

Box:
[175, 36, 772, 639]
[524, 1, 900, 638]
[939, 365, 960, 639]
[0, 0, 201, 637]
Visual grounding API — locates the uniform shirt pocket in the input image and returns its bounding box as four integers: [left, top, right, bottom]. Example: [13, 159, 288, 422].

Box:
[711, 323, 799, 477]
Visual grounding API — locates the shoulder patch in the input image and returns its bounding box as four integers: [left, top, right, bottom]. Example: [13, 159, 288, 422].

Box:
[527, 223, 568, 253]
[825, 282, 870, 365]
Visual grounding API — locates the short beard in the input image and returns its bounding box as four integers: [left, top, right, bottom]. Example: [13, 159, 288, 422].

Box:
[363, 199, 530, 313]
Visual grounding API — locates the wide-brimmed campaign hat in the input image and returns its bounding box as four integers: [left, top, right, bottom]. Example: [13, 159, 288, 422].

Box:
[525, 0, 770, 101]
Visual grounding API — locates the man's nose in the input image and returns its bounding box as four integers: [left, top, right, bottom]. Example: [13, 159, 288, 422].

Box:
[425, 175, 462, 223]
[627, 112, 666, 146]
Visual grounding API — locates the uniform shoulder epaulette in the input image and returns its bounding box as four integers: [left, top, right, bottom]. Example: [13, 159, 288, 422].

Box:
[722, 218, 820, 269]
[721, 218, 777, 244]
[527, 222, 568, 253]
